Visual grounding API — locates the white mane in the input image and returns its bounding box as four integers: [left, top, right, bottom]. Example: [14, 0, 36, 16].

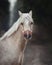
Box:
[0, 15, 24, 40]
[0, 11, 33, 40]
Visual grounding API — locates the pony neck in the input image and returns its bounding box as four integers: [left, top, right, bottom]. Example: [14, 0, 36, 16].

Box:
[10, 26, 23, 41]
[9, 27, 27, 52]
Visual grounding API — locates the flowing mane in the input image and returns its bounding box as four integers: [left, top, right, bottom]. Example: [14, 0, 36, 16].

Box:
[0, 15, 24, 40]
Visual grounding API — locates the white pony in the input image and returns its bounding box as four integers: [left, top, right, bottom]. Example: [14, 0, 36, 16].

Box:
[0, 11, 34, 65]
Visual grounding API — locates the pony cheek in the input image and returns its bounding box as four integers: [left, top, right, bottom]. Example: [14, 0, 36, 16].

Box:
[31, 26, 33, 32]
[20, 26, 24, 33]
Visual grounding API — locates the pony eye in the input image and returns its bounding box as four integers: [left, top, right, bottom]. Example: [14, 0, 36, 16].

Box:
[21, 23, 23, 25]
[31, 22, 33, 25]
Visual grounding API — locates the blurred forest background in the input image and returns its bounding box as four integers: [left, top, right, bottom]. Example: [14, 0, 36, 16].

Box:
[0, 0, 52, 65]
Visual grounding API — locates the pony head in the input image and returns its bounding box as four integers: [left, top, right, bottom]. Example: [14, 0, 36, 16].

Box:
[19, 10, 34, 40]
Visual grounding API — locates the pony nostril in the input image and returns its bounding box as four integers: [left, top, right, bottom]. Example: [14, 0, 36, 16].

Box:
[24, 34, 27, 38]
[28, 34, 31, 39]
[24, 33, 32, 39]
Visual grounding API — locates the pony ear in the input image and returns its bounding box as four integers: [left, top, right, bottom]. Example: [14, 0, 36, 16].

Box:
[18, 11, 22, 16]
[29, 10, 32, 16]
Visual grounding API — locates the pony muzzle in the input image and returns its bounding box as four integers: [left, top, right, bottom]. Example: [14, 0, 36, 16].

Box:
[23, 30, 32, 40]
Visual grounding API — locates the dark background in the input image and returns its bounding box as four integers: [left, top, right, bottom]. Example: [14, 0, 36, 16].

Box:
[0, 0, 52, 38]
[0, 0, 52, 65]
